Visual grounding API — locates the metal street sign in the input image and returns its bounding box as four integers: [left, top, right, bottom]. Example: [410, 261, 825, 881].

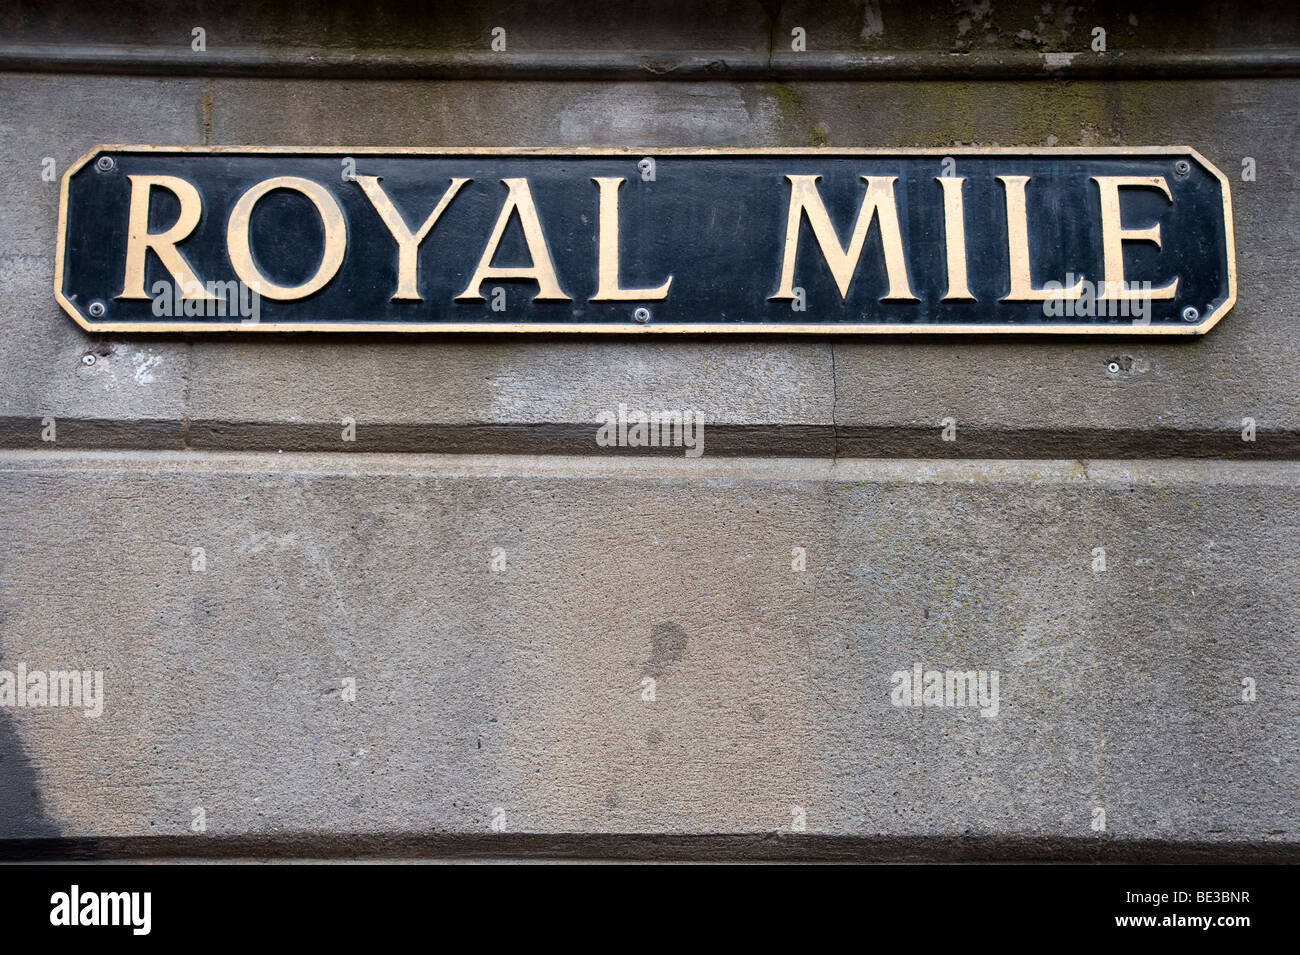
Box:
[56, 146, 1235, 335]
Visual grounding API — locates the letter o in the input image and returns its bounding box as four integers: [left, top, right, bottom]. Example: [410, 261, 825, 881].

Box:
[227, 176, 346, 300]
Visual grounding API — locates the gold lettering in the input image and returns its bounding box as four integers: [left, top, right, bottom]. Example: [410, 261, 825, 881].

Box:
[227, 176, 347, 300]
[1091, 175, 1179, 300]
[590, 177, 672, 301]
[118, 175, 214, 300]
[999, 175, 1084, 301]
[456, 178, 571, 301]
[772, 175, 917, 301]
[355, 175, 469, 300]
[937, 177, 974, 301]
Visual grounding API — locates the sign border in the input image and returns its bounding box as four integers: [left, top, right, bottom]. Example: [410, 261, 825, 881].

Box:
[55, 145, 1236, 336]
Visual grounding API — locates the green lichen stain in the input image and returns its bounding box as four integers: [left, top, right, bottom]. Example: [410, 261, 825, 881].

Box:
[763, 75, 1181, 151]
[896, 80, 1120, 146]
[765, 82, 830, 147]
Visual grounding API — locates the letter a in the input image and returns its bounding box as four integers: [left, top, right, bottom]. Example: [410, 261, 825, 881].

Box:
[456, 179, 571, 301]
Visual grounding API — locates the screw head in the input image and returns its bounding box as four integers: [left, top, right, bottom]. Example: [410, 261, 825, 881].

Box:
[81, 353, 96, 366]
[1173, 159, 1191, 177]
[87, 300, 106, 318]
[633, 307, 651, 324]
[1181, 306, 1200, 323]
[94, 155, 115, 173]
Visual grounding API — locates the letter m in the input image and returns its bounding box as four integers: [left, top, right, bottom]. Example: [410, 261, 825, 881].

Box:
[102, 892, 130, 926]
[945, 670, 977, 708]
[772, 175, 918, 302]
[52, 670, 82, 708]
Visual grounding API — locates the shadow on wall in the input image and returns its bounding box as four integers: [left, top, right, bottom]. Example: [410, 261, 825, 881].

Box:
[0, 619, 60, 839]
[0, 709, 60, 839]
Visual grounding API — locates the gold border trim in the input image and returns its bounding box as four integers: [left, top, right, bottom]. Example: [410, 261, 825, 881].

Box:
[55, 145, 1236, 336]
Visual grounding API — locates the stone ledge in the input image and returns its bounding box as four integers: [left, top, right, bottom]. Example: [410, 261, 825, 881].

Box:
[3, 420, 1299, 459]
[3, 45, 1299, 80]
[2, 834, 1296, 863]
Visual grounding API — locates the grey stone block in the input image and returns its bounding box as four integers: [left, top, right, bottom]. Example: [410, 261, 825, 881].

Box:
[0, 452, 1294, 858]
[0, 74, 1295, 458]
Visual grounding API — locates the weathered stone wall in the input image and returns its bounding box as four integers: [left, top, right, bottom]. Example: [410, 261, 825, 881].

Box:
[1, 0, 1297, 860]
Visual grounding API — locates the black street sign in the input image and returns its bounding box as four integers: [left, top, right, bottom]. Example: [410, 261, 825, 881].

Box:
[56, 147, 1236, 335]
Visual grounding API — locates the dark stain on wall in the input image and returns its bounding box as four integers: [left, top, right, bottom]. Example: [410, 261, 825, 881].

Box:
[646, 622, 688, 676]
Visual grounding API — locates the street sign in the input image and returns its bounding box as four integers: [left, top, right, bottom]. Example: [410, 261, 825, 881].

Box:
[56, 146, 1235, 334]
